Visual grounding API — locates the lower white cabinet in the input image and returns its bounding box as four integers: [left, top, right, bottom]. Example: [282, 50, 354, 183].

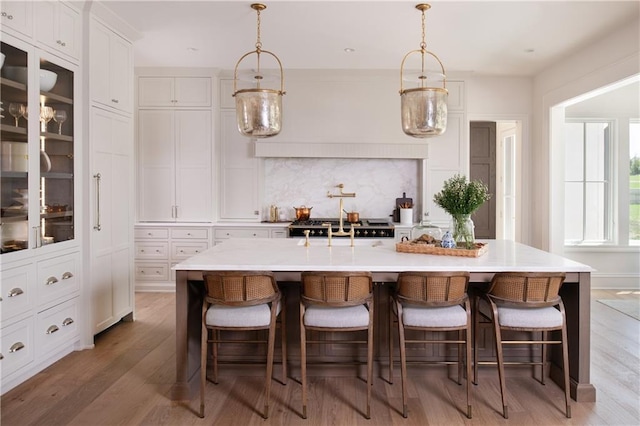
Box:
[1, 250, 81, 394]
[135, 225, 212, 291]
[213, 226, 288, 245]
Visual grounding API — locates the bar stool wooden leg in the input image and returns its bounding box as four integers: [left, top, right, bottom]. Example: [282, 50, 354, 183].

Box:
[561, 312, 572, 418]
[300, 303, 308, 419]
[388, 298, 394, 384]
[492, 312, 508, 419]
[199, 322, 207, 418]
[280, 297, 288, 384]
[540, 330, 547, 385]
[465, 323, 473, 418]
[212, 330, 219, 384]
[366, 309, 374, 420]
[398, 304, 408, 418]
[472, 295, 480, 385]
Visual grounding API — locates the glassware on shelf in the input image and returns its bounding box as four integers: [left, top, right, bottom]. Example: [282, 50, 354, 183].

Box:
[8, 103, 22, 127]
[40, 106, 54, 132]
[53, 109, 67, 135]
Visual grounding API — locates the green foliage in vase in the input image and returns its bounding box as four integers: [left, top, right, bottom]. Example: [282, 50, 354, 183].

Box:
[433, 174, 491, 216]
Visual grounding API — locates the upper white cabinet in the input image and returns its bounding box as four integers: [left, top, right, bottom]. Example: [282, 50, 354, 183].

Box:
[219, 110, 261, 221]
[34, 1, 81, 61]
[90, 18, 133, 113]
[138, 109, 212, 222]
[0, 1, 33, 38]
[138, 77, 211, 108]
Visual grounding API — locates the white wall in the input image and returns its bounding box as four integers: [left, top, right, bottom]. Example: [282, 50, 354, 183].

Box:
[532, 18, 640, 289]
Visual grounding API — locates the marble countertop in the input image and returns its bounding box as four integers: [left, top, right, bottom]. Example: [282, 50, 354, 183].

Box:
[173, 238, 593, 274]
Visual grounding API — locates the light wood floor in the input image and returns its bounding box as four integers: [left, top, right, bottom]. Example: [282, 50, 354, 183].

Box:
[1, 290, 638, 425]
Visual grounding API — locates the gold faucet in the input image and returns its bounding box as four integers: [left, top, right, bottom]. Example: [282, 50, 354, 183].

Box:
[303, 230, 310, 247]
[327, 184, 356, 238]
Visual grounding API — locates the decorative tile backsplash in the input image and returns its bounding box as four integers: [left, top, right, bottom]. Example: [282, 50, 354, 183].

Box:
[264, 158, 420, 221]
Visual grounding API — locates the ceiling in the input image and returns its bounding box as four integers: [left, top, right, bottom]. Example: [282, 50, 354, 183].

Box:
[101, 0, 640, 76]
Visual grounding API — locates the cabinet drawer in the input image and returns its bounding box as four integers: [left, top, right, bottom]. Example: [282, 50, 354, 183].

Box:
[135, 263, 169, 281]
[270, 229, 288, 238]
[1, 264, 34, 323]
[134, 227, 169, 239]
[171, 228, 209, 240]
[35, 298, 79, 357]
[171, 242, 208, 260]
[214, 229, 269, 239]
[0, 318, 34, 381]
[36, 253, 80, 307]
[135, 242, 169, 259]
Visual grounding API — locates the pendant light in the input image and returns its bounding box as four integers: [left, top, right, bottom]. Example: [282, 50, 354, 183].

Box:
[233, 3, 285, 138]
[400, 3, 448, 137]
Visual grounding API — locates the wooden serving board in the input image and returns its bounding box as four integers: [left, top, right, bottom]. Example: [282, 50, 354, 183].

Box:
[395, 242, 488, 257]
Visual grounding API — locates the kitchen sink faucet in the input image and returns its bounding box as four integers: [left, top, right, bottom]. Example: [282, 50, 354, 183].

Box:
[326, 184, 356, 246]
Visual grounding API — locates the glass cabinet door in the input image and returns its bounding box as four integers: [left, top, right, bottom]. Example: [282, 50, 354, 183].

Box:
[0, 42, 30, 254]
[39, 58, 74, 246]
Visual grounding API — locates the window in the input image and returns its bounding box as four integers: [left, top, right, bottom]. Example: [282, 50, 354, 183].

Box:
[564, 121, 613, 244]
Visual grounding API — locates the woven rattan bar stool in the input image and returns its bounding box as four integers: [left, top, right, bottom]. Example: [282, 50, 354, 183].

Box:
[199, 271, 287, 419]
[473, 272, 571, 419]
[299, 271, 374, 419]
[389, 271, 473, 419]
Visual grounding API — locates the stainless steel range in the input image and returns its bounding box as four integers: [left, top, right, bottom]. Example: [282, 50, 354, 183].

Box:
[288, 218, 395, 238]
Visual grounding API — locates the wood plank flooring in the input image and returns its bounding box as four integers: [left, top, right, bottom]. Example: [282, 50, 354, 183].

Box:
[1, 290, 638, 425]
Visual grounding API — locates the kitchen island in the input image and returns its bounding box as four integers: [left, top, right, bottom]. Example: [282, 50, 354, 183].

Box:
[173, 238, 595, 402]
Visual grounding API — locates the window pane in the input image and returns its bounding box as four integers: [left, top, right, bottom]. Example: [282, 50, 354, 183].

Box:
[631, 122, 640, 242]
[564, 182, 583, 241]
[565, 123, 584, 181]
[585, 182, 607, 241]
[585, 122, 607, 181]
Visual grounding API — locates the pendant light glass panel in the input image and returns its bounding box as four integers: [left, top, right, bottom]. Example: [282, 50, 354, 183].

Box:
[235, 89, 282, 137]
[401, 87, 447, 137]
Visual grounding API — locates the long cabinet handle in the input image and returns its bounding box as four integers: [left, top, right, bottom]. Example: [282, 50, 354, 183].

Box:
[8, 288, 24, 297]
[94, 173, 102, 231]
[9, 342, 25, 353]
[46, 325, 59, 334]
[46, 276, 59, 286]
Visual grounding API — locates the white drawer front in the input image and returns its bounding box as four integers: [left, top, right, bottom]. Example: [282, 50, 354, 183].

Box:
[1, 264, 34, 322]
[270, 229, 287, 238]
[1, 318, 35, 381]
[36, 253, 80, 307]
[214, 229, 269, 239]
[171, 242, 208, 260]
[134, 227, 169, 239]
[135, 242, 169, 259]
[135, 263, 169, 281]
[36, 298, 79, 357]
[171, 228, 209, 240]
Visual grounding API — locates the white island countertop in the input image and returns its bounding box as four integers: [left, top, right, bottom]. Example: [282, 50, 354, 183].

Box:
[173, 238, 593, 274]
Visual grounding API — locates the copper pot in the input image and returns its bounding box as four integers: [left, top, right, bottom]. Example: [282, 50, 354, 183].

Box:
[293, 206, 312, 221]
[345, 211, 359, 223]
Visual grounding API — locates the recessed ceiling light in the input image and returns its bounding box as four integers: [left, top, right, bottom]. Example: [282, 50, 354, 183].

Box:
[524, 48, 535, 53]
[344, 47, 355, 53]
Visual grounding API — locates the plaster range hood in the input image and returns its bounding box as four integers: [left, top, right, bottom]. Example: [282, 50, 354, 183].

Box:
[250, 70, 446, 160]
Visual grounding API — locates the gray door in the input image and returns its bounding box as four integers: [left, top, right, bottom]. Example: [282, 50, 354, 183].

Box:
[470, 121, 496, 239]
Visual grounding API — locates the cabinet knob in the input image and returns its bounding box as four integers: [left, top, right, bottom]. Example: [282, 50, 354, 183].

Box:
[56, 40, 66, 46]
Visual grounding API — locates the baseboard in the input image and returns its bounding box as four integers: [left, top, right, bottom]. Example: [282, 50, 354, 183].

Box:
[591, 273, 640, 290]
[135, 282, 176, 292]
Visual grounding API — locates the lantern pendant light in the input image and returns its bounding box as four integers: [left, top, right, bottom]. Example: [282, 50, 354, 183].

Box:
[233, 3, 285, 138]
[400, 3, 448, 137]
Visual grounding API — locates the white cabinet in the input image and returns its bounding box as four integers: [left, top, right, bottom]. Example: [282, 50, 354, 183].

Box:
[219, 110, 261, 221]
[134, 225, 211, 291]
[138, 77, 211, 107]
[90, 18, 133, 113]
[138, 109, 212, 222]
[90, 108, 134, 334]
[0, 1, 33, 38]
[0, 318, 35, 390]
[34, 1, 81, 61]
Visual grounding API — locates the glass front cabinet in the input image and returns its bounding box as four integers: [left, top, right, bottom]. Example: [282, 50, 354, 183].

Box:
[1, 39, 77, 256]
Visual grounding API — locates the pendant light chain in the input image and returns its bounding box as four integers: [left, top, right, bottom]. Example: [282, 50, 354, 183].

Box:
[420, 7, 427, 84]
[255, 7, 262, 52]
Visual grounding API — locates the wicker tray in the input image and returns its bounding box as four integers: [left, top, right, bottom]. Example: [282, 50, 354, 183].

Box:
[395, 241, 488, 257]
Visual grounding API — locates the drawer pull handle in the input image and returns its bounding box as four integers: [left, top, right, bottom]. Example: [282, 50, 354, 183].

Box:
[46, 276, 59, 286]
[155, 250, 160, 253]
[8, 288, 24, 297]
[111, 99, 119, 103]
[9, 342, 25, 353]
[62, 317, 74, 326]
[62, 272, 73, 280]
[147, 232, 152, 236]
[46, 325, 59, 334]
[94, 173, 102, 231]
